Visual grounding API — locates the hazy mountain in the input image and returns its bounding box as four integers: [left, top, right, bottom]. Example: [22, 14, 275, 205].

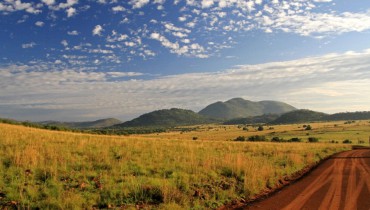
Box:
[271, 109, 328, 124]
[39, 118, 122, 129]
[115, 108, 216, 128]
[198, 98, 296, 120]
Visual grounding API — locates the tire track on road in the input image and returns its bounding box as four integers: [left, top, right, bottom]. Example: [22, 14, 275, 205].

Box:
[245, 149, 370, 210]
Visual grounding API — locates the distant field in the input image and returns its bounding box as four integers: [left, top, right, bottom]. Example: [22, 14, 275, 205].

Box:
[0, 122, 364, 209]
[141, 120, 370, 144]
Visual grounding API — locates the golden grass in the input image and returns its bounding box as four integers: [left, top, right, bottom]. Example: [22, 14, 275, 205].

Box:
[0, 122, 354, 209]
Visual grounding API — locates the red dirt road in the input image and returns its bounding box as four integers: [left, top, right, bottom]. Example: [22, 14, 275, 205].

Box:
[245, 149, 370, 210]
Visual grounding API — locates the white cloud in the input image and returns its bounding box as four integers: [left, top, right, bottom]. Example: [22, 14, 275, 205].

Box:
[57, 0, 78, 9]
[35, 21, 44, 27]
[201, 0, 214, 8]
[263, 11, 370, 37]
[22, 42, 36, 48]
[42, 0, 55, 6]
[129, 0, 150, 9]
[67, 30, 79, 35]
[92, 25, 104, 36]
[66, 7, 76, 17]
[112, 5, 125, 12]
[1, 49, 370, 121]
[61, 40, 68, 47]
[0, 0, 41, 14]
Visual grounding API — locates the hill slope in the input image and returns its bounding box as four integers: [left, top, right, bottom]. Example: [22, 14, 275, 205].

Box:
[271, 109, 328, 124]
[115, 108, 216, 127]
[199, 98, 296, 120]
[324, 111, 370, 121]
[40, 118, 122, 129]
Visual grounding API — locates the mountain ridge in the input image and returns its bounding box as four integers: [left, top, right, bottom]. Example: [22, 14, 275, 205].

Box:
[198, 98, 297, 120]
[114, 108, 217, 128]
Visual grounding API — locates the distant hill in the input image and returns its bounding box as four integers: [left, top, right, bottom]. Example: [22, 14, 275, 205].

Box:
[324, 111, 370, 121]
[40, 118, 122, 129]
[271, 109, 328, 124]
[198, 98, 296, 120]
[115, 108, 216, 128]
[223, 114, 280, 125]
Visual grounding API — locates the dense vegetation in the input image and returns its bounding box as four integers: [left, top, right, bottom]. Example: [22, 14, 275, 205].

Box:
[271, 109, 328, 124]
[324, 111, 370, 121]
[198, 98, 296, 120]
[39, 118, 122, 129]
[223, 114, 279, 125]
[0, 123, 350, 209]
[114, 108, 217, 128]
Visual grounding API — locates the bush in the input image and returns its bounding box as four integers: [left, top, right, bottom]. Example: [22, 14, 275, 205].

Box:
[290, 137, 302, 142]
[305, 125, 312, 130]
[192, 137, 198, 140]
[248, 135, 266, 142]
[257, 126, 264, 131]
[242, 127, 249, 131]
[234, 136, 246, 141]
[308, 137, 319, 142]
[343, 139, 352, 144]
[271, 137, 283, 142]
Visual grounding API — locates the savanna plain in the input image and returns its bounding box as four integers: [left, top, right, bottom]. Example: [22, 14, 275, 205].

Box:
[1, 120, 369, 209]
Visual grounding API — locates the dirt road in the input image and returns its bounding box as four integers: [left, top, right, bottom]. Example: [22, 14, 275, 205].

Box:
[245, 149, 370, 210]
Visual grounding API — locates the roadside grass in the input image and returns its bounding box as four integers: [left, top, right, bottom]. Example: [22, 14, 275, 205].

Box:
[0, 123, 353, 209]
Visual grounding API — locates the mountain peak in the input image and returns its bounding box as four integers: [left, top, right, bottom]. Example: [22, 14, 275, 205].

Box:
[199, 98, 296, 120]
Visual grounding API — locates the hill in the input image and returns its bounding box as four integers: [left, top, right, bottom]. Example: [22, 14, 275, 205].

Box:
[115, 108, 216, 128]
[324, 111, 370, 121]
[223, 114, 280, 125]
[198, 98, 296, 120]
[271, 109, 328, 124]
[40, 118, 122, 129]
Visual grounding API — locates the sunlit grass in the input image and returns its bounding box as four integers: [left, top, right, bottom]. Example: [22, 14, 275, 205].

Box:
[0, 123, 353, 209]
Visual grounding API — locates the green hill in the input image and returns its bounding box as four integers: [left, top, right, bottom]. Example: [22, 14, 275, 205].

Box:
[223, 114, 280, 125]
[40, 118, 122, 129]
[198, 98, 296, 120]
[115, 108, 216, 128]
[271, 109, 328, 124]
[324, 111, 370, 121]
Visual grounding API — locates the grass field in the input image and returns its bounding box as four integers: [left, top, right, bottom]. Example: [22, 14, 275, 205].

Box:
[1, 121, 367, 209]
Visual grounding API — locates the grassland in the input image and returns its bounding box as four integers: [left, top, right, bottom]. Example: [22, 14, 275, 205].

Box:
[1, 121, 367, 209]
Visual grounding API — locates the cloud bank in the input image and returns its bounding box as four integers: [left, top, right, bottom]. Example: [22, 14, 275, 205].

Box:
[1, 49, 370, 121]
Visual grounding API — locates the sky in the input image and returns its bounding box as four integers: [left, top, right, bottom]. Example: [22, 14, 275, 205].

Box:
[1, 0, 370, 122]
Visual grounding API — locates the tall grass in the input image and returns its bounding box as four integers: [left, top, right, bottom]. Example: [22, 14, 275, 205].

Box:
[0, 123, 349, 209]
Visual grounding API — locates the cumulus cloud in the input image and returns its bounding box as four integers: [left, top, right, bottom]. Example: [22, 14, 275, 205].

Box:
[129, 0, 150, 9]
[21, 42, 36, 48]
[0, 0, 41, 14]
[92, 25, 104, 36]
[66, 7, 76, 17]
[1, 49, 370, 121]
[35, 21, 44, 27]
[67, 30, 79, 35]
[61, 40, 68, 47]
[112, 5, 125, 12]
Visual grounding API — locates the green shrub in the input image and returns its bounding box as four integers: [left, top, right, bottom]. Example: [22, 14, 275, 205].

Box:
[271, 137, 282, 142]
[308, 137, 319, 142]
[234, 136, 246, 141]
[343, 139, 352, 144]
[248, 135, 266, 142]
[290, 137, 301, 142]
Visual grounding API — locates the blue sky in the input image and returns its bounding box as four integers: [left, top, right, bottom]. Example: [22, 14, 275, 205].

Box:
[1, 0, 370, 121]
